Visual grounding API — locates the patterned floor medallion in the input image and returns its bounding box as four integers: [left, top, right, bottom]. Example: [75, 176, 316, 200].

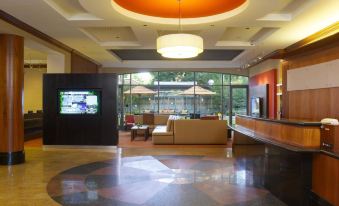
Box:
[47, 155, 286, 206]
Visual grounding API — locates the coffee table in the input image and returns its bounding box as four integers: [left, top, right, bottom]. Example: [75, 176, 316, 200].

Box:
[131, 125, 150, 141]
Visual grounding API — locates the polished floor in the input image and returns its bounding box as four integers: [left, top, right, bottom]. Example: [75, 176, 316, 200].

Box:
[0, 144, 286, 206]
[24, 131, 231, 149]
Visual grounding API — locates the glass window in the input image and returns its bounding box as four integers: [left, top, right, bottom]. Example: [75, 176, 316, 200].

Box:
[158, 71, 194, 82]
[124, 85, 157, 114]
[117, 71, 248, 127]
[122, 85, 132, 115]
[131, 72, 157, 85]
[123, 74, 131, 85]
[223, 74, 231, 85]
[223, 86, 230, 122]
[231, 75, 248, 85]
[232, 87, 248, 124]
[158, 85, 193, 115]
[118, 74, 123, 85]
[196, 72, 222, 85]
[195, 85, 222, 118]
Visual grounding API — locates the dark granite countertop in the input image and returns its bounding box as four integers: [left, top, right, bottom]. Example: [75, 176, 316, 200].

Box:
[237, 114, 322, 127]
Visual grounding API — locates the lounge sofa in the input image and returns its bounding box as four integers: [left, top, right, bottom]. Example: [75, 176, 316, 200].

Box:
[152, 119, 228, 145]
[132, 114, 170, 135]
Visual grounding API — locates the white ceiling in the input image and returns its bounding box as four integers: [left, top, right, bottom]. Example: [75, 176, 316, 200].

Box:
[0, 0, 338, 70]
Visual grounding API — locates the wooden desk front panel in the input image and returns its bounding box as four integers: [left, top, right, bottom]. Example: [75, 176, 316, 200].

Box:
[235, 116, 255, 131]
[236, 116, 321, 149]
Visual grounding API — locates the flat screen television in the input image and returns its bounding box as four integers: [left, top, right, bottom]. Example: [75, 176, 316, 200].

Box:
[251, 97, 262, 117]
[58, 90, 100, 115]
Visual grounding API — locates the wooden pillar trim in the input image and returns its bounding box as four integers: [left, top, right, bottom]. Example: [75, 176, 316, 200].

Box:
[0, 34, 25, 165]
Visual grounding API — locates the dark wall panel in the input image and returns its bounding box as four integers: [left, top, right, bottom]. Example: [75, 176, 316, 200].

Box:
[249, 84, 269, 118]
[43, 74, 118, 146]
[71, 52, 99, 73]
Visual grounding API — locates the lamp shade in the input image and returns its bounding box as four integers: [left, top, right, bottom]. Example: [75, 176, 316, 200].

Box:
[157, 33, 203, 58]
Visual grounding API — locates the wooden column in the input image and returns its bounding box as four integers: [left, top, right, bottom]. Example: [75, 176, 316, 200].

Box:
[0, 34, 25, 165]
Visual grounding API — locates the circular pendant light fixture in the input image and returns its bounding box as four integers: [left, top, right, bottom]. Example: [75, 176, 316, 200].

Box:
[157, 33, 203, 58]
[156, 0, 204, 59]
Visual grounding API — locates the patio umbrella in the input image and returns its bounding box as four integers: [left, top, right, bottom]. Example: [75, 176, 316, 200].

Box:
[124, 86, 156, 113]
[124, 85, 157, 95]
[180, 86, 216, 114]
[180, 86, 216, 96]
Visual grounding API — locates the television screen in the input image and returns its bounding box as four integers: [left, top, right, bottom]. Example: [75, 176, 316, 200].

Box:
[251, 97, 261, 117]
[59, 90, 100, 114]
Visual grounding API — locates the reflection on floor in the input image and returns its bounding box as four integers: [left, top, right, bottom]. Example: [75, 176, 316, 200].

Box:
[25, 138, 43, 147]
[24, 131, 232, 149]
[0, 145, 286, 206]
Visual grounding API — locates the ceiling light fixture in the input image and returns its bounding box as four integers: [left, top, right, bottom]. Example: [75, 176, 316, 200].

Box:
[156, 0, 203, 59]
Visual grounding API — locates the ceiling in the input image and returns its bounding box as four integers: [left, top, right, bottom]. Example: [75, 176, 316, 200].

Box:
[112, 0, 247, 18]
[111, 49, 244, 61]
[0, 0, 338, 70]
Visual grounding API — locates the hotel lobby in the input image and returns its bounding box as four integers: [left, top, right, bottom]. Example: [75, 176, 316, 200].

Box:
[0, 0, 339, 205]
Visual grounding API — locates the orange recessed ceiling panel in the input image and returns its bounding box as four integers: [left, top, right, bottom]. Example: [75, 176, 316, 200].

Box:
[112, 0, 247, 18]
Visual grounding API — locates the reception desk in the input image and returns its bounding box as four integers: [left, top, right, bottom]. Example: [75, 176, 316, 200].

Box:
[232, 115, 339, 206]
[234, 115, 321, 149]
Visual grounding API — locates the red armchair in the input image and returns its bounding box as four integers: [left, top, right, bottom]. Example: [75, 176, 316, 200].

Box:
[124, 115, 135, 130]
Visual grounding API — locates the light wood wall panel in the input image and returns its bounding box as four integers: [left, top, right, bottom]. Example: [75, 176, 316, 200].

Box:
[287, 88, 338, 120]
[283, 36, 339, 120]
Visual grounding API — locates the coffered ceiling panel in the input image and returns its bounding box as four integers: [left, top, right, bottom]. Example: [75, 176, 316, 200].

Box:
[0, 0, 337, 69]
[110, 49, 243, 61]
[221, 27, 262, 42]
[44, 0, 102, 20]
[157, 30, 201, 37]
[82, 27, 137, 42]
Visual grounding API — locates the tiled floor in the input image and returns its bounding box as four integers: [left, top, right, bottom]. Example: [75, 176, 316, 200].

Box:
[0, 145, 286, 206]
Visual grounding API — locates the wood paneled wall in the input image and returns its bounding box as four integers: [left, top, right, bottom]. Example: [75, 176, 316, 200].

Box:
[288, 87, 339, 120]
[71, 52, 99, 73]
[283, 36, 339, 120]
[281, 31, 339, 206]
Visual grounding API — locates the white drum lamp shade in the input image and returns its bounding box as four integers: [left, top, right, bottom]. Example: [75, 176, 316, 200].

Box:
[157, 33, 204, 59]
